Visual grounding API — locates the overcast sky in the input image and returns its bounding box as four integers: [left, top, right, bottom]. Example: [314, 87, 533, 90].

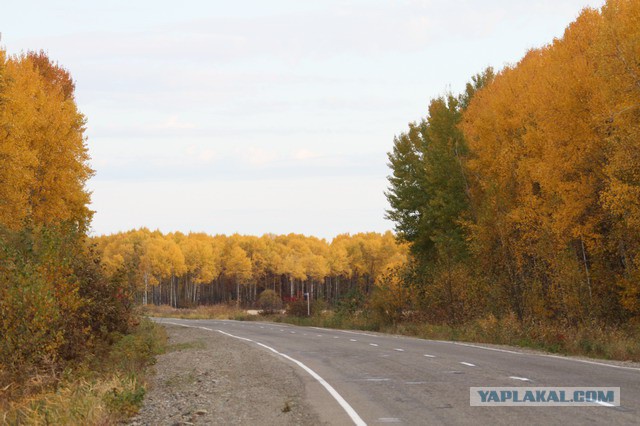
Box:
[2, 0, 604, 239]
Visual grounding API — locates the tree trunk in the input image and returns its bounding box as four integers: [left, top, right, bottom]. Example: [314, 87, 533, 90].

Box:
[144, 273, 148, 305]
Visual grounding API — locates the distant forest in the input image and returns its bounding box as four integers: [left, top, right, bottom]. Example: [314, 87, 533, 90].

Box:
[93, 230, 406, 307]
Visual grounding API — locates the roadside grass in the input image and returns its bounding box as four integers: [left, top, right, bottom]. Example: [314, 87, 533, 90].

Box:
[143, 303, 640, 362]
[272, 311, 640, 362]
[167, 339, 206, 353]
[143, 304, 255, 321]
[385, 315, 640, 362]
[1, 318, 167, 425]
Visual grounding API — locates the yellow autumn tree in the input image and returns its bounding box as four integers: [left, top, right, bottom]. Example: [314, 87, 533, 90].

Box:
[0, 50, 92, 231]
[222, 241, 253, 306]
[461, 0, 640, 324]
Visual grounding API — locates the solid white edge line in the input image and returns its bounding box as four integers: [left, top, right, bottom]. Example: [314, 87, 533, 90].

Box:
[589, 399, 615, 407]
[542, 354, 640, 371]
[162, 322, 366, 425]
[453, 342, 640, 371]
[217, 329, 367, 426]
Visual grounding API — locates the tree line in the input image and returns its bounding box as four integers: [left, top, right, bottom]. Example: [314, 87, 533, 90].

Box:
[93, 230, 407, 308]
[386, 0, 640, 326]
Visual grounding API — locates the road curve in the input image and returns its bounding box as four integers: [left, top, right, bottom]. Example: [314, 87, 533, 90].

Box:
[154, 318, 639, 425]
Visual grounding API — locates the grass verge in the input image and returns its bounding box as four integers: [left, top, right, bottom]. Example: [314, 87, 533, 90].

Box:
[142, 304, 255, 321]
[274, 311, 640, 362]
[1, 318, 167, 425]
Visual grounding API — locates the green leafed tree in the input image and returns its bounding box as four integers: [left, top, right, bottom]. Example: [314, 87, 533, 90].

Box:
[385, 69, 493, 322]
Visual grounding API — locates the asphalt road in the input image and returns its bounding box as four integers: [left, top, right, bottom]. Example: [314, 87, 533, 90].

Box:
[154, 318, 639, 425]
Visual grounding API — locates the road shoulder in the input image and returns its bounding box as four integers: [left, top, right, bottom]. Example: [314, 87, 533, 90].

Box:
[129, 324, 323, 425]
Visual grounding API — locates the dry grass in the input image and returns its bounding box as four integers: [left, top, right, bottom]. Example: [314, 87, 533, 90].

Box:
[142, 304, 254, 321]
[384, 315, 640, 362]
[2, 375, 141, 425]
[1, 319, 166, 425]
[272, 309, 640, 362]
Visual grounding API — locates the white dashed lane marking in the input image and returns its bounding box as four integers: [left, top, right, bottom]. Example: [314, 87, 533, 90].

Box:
[370, 343, 379, 347]
[460, 362, 476, 367]
[453, 342, 522, 355]
[424, 354, 436, 358]
[350, 339, 358, 342]
[311, 327, 377, 338]
[394, 348, 405, 352]
[510, 376, 530, 382]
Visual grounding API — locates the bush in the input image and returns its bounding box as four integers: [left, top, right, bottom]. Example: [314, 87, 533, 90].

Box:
[335, 288, 366, 316]
[368, 270, 409, 326]
[103, 379, 146, 417]
[258, 289, 283, 314]
[0, 261, 65, 377]
[0, 226, 78, 384]
[0, 225, 136, 398]
[2, 320, 167, 424]
[286, 298, 311, 317]
[108, 318, 165, 374]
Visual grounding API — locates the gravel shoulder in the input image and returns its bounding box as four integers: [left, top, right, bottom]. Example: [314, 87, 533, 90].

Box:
[129, 324, 323, 426]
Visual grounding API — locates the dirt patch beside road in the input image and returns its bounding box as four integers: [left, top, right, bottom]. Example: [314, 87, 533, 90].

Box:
[129, 324, 323, 425]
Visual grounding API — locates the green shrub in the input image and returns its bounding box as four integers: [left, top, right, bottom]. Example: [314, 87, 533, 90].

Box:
[0, 225, 136, 398]
[108, 318, 166, 374]
[258, 289, 283, 314]
[103, 378, 146, 416]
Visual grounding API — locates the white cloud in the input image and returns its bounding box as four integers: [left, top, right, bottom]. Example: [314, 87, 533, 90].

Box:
[292, 149, 320, 161]
[244, 147, 279, 166]
[185, 145, 217, 164]
[160, 116, 196, 130]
